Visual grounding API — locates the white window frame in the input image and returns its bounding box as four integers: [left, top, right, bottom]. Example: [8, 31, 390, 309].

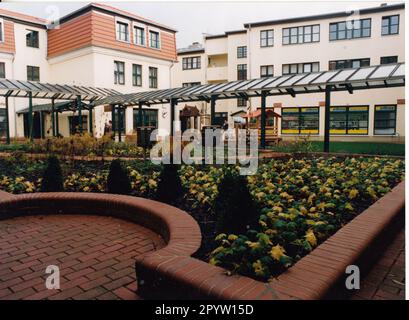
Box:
[132, 22, 146, 47]
[0, 19, 5, 43]
[115, 17, 130, 43]
[148, 27, 161, 50]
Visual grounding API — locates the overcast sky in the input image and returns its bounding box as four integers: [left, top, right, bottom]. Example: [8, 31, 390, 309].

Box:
[0, 0, 399, 48]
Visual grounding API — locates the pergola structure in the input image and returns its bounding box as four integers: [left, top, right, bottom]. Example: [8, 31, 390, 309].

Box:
[94, 63, 405, 151]
[0, 79, 120, 143]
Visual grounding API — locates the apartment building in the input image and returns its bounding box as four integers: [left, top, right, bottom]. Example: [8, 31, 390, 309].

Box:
[173, 3, 405, 141]
[0, 3, 177, 139]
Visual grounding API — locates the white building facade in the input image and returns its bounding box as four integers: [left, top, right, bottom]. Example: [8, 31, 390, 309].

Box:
[0, 3, 178, 139]
[172, 3, 405, 142]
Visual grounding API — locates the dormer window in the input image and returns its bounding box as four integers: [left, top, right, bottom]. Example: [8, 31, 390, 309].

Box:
[116, 21, 129, 42]
[134, 26, 145, 46]
[149, 30, 160, 49]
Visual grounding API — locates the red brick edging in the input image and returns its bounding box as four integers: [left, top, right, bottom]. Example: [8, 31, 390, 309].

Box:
[0, 182, 404, 300]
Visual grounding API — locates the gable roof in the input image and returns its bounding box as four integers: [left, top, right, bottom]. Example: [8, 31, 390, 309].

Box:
[0, 8, 47, 28]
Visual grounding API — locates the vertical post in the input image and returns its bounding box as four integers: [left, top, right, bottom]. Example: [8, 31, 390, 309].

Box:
[260, 91, 267, 149]
[324, 85, 332, 153]
[89, 104, 93, 135]
[39, 111, 44, 139]
[77, 95, 83, 134]
[118, 106, 122, 142]
[28, 91, 33, 141]
[138, 102, 143, 127]
[5, 96, 10, 144]
[51, 98, 55, 137]
[111, 104, 116, 139]
[56, 111, 59, 137]
[210, 95, 216, 125]
[170, 99, 177, 136]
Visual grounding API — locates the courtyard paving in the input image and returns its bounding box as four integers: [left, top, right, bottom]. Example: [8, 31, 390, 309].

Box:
[0, 214, 164, 300]
[350, 228, 405, 300]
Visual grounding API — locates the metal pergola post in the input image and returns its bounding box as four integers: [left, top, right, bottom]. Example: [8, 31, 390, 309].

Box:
[51, 98, 56, 137]
[56, 111, 59, 137]
[111, 104, 116, 138]
[138, 102, 143, 127]
[260, 91, 267, 149]
[210, 95, 217, 125]
[88, 104, 93, 136]
[324, 85, 332, 153]
[118, 106, 122, 143]
[28, 91, 33, 141]
[170, 99, 177, 136]
[4, 95, 10, 144]
[77, 95, 83, 134]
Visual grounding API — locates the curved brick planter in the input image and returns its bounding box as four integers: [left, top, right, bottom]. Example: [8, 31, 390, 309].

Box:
[133, 181, 405, 300]
[0, 182, 404, 300]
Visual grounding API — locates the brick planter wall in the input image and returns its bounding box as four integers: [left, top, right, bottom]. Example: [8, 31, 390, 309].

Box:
[0, 182, 404, 300]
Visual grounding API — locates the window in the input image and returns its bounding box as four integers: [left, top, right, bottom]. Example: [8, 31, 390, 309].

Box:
[0, 62, 5, 78]
[380, 56, 398, 65]
[260, 65, 274, 78]
[182, 82, 201, 87]
[134, 26, 145, 45]
[237, 98, 247, 107]
[374, 105, 396, 135]
[27, 66, 40, 81]
[133, 108, 158, 129]
[132, 64, 142, 86]
[26, 30, 39, 48]
[260, 29, 274, 47]
[237, 46, 247, 58]
[382, 15, 399, 35]
[329, 19, 371, 40]
[0, 108, 6, 138]
[283, 24, 320, 45]
[114, 61, 125, 85]
[149, 67, 158, 88]
[282, 107, 319, 134]
[329, 58, 370, 70]
[330, 106, 369, 135]
[149, 30, 160, 49]
[237, 64, 247, 80]
[282, 62, 319, 75]
[116, 21, 129, 42]
[0, 21, 3, 42]
[182, 56, 201, 70]
[68, 115, 88, 135]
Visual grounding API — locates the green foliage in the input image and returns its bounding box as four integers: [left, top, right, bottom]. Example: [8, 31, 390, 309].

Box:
[106, 159, 132, 195]
[40, 156, 64, 192]
[155, 164, 184, 205]
[214, 169, 259, 235]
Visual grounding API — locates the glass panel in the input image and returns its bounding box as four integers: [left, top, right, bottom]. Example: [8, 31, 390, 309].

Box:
[311, 70, 338, 83]
[369, 65, 396, 78]
[392, 64, 404, 77]
[329, 69, 356, 82]
[349, 67, 376, 80]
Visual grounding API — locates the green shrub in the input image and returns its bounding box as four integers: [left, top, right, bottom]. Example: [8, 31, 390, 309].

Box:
[106, 159, 132, 195]
[156, 164, 184, 205]
[40, 156, 64, 192]
[214, 169, 259, 235]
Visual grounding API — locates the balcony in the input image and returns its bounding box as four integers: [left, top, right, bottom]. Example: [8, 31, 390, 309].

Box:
[206, 66, 228, 81]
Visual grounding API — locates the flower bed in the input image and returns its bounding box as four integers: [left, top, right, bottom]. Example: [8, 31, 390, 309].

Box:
[0, 155, 404, 281]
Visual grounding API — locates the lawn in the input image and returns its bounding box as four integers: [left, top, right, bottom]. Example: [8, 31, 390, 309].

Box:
[269, 140, 405, 156]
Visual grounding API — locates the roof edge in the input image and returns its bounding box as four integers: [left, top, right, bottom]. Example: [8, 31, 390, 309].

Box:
[244, 3, 405, 28]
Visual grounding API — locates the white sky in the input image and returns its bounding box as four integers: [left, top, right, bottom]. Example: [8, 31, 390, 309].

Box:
[0, 0, 400, 48]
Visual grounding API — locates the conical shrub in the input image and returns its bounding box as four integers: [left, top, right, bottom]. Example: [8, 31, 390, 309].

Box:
[41, 155, 64, 192]
[214, 169, 259, 235]
[156, 164, 184, 205]
[107, 159, 132, 195]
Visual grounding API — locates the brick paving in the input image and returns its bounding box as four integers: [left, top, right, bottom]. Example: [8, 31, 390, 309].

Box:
[0, 214, 164, 300]
[350, 228, 405, 300]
